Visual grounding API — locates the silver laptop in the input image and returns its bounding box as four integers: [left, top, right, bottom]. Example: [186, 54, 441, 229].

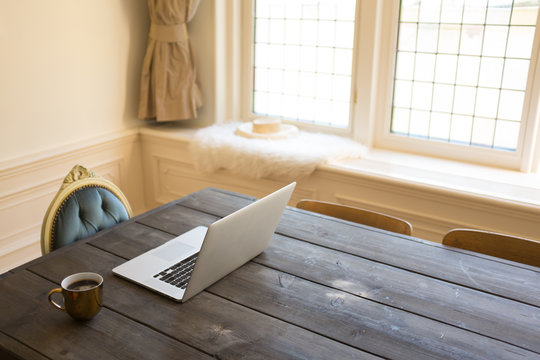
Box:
[112, 182, 295, 302]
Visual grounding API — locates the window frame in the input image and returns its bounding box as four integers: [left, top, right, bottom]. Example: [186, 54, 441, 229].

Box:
[241, 0, 540, 172]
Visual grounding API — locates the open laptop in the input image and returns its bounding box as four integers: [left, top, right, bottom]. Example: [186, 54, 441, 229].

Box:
[112, 182, 296, 302]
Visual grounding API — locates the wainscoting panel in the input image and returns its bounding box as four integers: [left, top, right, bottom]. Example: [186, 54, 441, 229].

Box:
[0, 130, 144, 274]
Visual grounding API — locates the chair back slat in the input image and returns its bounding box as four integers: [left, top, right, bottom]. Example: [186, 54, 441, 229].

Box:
[443, 229, 540, 267]
[297, 200, 412, 236]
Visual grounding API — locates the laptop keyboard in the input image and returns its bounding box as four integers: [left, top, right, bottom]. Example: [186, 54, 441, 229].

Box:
[153, 253, 199, 289]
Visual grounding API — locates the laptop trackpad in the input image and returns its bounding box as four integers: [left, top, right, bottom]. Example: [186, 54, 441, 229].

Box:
[153, 242, 195, 262]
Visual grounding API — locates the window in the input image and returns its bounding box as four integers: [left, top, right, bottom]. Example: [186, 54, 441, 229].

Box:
[251, 0, 356, 129]
[391, 0, 539, 152]
[245, 0, 540, 171]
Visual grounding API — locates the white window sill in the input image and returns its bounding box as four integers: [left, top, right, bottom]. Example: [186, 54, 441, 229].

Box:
[323, 149, 540, 209]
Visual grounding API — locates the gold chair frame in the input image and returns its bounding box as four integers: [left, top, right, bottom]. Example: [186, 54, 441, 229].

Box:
[41, 165, 132, 255]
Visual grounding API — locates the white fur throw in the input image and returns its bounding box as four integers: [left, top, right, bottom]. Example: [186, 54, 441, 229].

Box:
[189, 123, 365, 180]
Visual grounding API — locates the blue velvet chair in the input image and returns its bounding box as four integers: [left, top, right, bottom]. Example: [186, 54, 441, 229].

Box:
[41, 165, 132, 254]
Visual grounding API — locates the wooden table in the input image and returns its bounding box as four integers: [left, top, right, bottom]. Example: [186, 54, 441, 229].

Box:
[1, 188, 539, 359]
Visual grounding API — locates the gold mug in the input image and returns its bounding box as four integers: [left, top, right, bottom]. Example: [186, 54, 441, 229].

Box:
[48, 272, 103, 321]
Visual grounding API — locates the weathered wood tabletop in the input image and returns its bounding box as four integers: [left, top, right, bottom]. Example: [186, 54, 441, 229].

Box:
[1, 187, 539, 359]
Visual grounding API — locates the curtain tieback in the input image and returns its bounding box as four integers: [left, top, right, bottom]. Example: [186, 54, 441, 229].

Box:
[149, 23, 188, 43]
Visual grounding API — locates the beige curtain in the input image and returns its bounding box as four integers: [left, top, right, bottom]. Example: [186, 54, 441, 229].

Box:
[138, 0, 202, 122]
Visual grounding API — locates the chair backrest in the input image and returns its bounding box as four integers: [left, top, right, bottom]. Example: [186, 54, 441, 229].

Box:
[296, 199, 413, 235]
[442, 228, 540, 267]
[41, 165, 132, 255]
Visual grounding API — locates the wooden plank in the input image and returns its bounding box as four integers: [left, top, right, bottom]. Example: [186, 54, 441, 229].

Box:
[0, 270, 211, 360]
[254, 235, 540, 353]
[277, 208, 540, 306]
[207, 262, 539, 360]
[177, 187, 255, 217]
[149, 188, 540, 306]
[27, 243, 381, 360]
[136, 204, 219, 237]
[90, 222, 176, 259]
[0, 331, 48, 360]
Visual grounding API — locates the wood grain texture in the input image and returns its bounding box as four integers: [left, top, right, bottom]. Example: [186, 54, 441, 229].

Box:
[27, 243, 380, 360]
[0, 331, 48, 360]
[0, 270, 210, 360]
[3, 187, 540, 360]
[252, 235, 540, 353]
[275, 207, 540, 307]
[208, 262, 538, 359]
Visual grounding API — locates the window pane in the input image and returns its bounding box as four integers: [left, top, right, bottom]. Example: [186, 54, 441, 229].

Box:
[486, 0, 511, 25]
[456, 56, 480, 86]
[269, 19, 285, 44]
[333, 75, 351, 102]
[318, 21, 335, 47]
[401, 0, 419, 22]
[414, 53, 436, 82]
[450, 115, 473, 144]
[410, 110, 430, 137]
[482, 25, 508, 57]
[299, 72, 315, 97]
[475, 88, 499, 118]
[438, 24, 461, 53]
[462, 0, 487, 24]
[430, 112, 451, 140]
[453, 86, 476, 115]
[392, 108, 410, 134]
[394, 80, 413, 108]
[432, 84, 454, 113]
[511, 1, 539, 25]
[441, 0, 464, 24]
[391, 0, 539, 151]
[435, 54, 457, 83]
[411, 82, 433, 111]
[419, 0, 442, 22]
[459, 25, 484, 55]
[398, 23, 417, 51]
[283, 70, 299, 95]
[502, 59, 530, 90]
[471, 117, 496, 147]
[498, 90, 525, 121]
[395, 51, 415, 80]
[316, 73, 333, 99]
[506, 26, 535, 58]
[478, 57, 504, 88]
[494, 120, 520, 150]
[417, 24, 438, 53]
[253, 0, 356, 128]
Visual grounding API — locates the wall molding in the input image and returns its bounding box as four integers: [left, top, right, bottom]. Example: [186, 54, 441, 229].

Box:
[4, 125, 540, 273]
[0, 129, 144, 274]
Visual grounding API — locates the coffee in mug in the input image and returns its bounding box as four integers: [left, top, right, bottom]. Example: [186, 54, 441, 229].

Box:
[48, 272, 103, 321]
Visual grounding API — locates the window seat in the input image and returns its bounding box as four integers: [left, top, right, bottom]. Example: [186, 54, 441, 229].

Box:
[140, 123, 540, 242]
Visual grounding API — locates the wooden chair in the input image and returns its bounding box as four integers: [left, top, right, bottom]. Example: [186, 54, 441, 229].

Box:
[296, 199, 413, 235]
[442, 228, 540, 267]
[41, 165, 132, 255]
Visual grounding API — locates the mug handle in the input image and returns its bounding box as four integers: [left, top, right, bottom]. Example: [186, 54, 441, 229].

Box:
[48, 288, 66, 312]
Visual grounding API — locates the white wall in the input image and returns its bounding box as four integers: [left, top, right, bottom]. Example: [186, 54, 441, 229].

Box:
[0, 0, 148, 163]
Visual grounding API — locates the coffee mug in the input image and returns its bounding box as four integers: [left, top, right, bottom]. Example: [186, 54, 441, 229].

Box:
[48, 272, 103, 321]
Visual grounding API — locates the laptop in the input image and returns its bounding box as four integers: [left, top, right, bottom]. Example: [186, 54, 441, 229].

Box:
[112, 182, 296, 302]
